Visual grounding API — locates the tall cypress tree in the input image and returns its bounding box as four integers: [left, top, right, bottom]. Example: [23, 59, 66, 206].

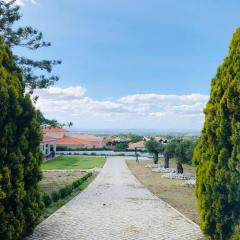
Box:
[193, 27, 240, 239]
[0, 39, 43, 239]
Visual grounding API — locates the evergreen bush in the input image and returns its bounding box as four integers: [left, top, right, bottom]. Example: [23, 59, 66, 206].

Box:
[193, 27, 240, 239]
[51, 192, 60, 202]
[0, 39, 44, 239]
[43, 194, 52, 208]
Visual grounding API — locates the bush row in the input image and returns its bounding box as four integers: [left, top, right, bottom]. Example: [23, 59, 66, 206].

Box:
[43, 172, 93, 208]
[56, 146, 109, 151]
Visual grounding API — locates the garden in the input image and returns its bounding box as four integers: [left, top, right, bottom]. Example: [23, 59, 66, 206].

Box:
[39, 155, 106, 222]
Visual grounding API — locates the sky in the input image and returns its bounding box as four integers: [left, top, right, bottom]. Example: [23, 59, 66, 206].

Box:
[13, 0, 240, 129]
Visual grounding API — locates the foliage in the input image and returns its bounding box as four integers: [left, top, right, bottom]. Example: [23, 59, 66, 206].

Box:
[231, 225, 240, 240]
[145, 138, 164, 164]
[0, 39, 43, 239]
[0, 1, 70, 127]
[193, 27, 240, 239]
[0, 0, 61, 91]
[44, 173, 92, 207]
[43, 194, 52, 208]
[51, 192, 60, 203]
[115, 142, 128, 151]
[37, 110, 73, 128]
[129, 135, 144, 143]
[56, 146, 108, 151]
[175, 140, 195, 173]
[163, 141, 176, 168]
[40, 173, 94, 223]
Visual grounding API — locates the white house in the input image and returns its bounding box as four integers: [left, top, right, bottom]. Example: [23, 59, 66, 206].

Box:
[40, 136, 57, 158]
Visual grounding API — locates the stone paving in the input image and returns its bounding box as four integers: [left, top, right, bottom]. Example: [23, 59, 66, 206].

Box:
[27, 157, 203, 240]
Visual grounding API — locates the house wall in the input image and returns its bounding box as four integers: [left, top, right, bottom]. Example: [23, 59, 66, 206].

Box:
[40, 141, 57, 157]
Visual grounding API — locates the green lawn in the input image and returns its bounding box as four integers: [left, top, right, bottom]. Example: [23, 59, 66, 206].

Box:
[42, 155, 106, 170]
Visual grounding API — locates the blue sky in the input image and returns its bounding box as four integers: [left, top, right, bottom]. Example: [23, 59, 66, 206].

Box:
[15, 0, 240, 129]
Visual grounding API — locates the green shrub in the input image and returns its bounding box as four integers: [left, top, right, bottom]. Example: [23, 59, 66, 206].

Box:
[51, 192, 60, 202]
[60, 186, 73, 199]
[193, 27, 240, 239]
[231, 225, 240, 240]
[72, 180, 80, 189]
[46, 173, 93, 207]
[43, 194, 52, 208]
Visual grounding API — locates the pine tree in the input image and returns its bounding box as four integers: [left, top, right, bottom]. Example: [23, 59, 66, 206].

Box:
[193, 27, 240, 239]
[0, 38, 44, 239]
[0, 0, 61, 92]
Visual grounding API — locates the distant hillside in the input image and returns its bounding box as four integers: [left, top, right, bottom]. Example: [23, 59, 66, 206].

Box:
[69, 129, 201, 136]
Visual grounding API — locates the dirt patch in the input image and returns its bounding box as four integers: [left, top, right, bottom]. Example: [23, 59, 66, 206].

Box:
[126, 159, 199, 223]
[40, 170, 86, 194]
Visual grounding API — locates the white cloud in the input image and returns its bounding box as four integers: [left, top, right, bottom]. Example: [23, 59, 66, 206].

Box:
[34, 85, 208, 129]
[119, 93, 208, 105]
[35, 86, 86, 100]
[34, 86, 142, 115]
[150, 104, 204, 118]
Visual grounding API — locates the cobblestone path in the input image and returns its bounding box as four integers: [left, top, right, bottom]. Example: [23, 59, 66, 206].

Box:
[27, 157, 203, 240]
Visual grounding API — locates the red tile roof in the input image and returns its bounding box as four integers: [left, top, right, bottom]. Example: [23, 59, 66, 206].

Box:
[42, 128, 69, 133]
[42, 136, 57, 143]
[56, 136, 88, 146]
[128, 141, 145, 149]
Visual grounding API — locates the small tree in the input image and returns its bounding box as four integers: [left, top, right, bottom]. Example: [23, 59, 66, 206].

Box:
[174, 142, 185, 174]
[163, 141, 176, 168]
[145, 138, 164, 164]
[174, 140, 194, 174]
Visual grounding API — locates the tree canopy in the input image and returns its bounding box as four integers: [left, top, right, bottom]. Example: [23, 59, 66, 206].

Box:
[193, 27, 240, 239]
[145, 138, 164, 164]
[163, 141, 176, 168]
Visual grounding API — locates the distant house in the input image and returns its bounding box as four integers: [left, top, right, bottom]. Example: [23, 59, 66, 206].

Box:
[41, 128, 105, 149]
[56, 135, 104, 149]
[71, 134, 105, 148]
[128, 141, 145, 150]
[40, 136, 57, 158]
[42, 127, 69, 139]
[56, 136, 88, 148]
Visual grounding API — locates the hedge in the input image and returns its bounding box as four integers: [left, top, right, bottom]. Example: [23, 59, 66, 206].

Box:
[43, 172, 93, 207]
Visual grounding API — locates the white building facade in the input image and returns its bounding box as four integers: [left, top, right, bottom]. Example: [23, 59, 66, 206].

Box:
[40, 137, 57, 158]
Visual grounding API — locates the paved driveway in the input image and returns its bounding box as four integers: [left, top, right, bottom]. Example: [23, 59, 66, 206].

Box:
[27, 157, 203, 240]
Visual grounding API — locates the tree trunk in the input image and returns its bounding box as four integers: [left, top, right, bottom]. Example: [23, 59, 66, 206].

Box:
[177, 162, 183, 174]
[153, 152, 159, 164]
[164, 157, 169, 168]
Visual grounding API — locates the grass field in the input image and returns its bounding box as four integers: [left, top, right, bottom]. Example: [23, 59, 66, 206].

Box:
[126, 158, 198, 223]
[42, 155, 106, 170]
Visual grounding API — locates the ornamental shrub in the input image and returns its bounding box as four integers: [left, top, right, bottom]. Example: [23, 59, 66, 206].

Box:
[193, 27, 240, 239]
[60, 185, 72, 199]
[0, 39, 44, 239]
[51, 191, 60, 202]
[43, 194, 52, 208]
